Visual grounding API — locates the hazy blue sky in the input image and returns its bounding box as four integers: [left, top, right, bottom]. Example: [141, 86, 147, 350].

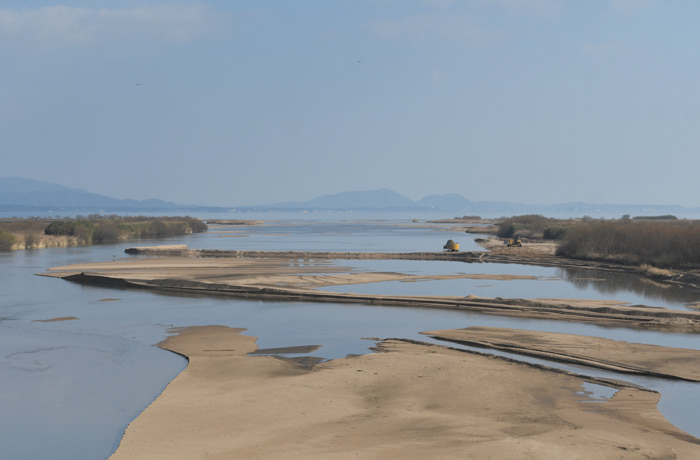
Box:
[2, 1, 699, 207]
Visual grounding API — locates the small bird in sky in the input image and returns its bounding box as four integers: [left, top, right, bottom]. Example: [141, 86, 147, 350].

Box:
[136, 82, 141, 86]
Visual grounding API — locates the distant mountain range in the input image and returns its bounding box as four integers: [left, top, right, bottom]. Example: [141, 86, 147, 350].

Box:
[2, 177, 700, 218]
[252, 189, 700, 218]
[268, 190, 476, 211]
[0, 176, 180, 213]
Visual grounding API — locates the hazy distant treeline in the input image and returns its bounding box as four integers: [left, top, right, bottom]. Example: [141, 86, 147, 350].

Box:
[0, 216, 207, 251]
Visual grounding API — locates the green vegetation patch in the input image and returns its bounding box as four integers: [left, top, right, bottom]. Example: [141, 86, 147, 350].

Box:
[497, 215, 575, 240]
[45, 220, 95, 243]
[0, 231, 16, 251]
[0, 215, 208, 251]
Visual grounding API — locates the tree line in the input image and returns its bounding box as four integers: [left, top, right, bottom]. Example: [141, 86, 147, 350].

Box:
[0, 216, 207, 250]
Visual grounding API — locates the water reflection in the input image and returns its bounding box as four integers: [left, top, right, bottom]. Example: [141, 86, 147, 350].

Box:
[558, 266, 700, 307]
[320, 259, 700, 310]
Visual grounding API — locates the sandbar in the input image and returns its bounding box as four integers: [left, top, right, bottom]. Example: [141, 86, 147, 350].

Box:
[109, 326, 700, 459]
[424, 326, 700, 381]
[43, 252, 700, 331]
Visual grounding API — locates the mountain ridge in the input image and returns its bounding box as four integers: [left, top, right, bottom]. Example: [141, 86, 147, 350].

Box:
[0, 176, 179, 212]
[2, 177, 700, 217]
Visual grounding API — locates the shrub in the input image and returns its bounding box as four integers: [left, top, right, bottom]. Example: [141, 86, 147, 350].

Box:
[0, 231, 15, 251]
[44, 220, 94, 236]
[0, 220, 49, 233]
[24, 233, 37, 249]
[44, 220, 95, 244]
[633, 215, 678, 220]
[148, 220, 171, 238]
[543, 227, 567, 240]
[184, 217, 208, 233]
[11, 216, 206, 248]
[497, 215, 552, 239]
[44, 221, 74, 236]
[73, 224, 93, 245]
[122, 218, 207, 239]
[93, 221, 121, 244]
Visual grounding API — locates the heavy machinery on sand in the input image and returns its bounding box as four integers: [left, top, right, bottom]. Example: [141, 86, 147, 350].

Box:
[443, 239, 460, 252]
[506, 237, 522, 247]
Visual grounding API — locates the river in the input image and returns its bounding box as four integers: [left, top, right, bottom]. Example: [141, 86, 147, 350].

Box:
[1, 215, 699, 459]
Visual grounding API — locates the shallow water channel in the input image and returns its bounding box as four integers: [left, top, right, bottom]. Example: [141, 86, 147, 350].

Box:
[2, 217, 700, 459]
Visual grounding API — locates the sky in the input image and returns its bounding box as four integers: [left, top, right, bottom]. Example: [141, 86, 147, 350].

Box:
[2, 0, 699, 207]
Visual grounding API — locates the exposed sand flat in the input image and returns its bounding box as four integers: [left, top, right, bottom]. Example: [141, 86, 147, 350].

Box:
[44, 256, 534, 289]
[43, 254, 700, 331]
[109, 326, 700, 459]
[423, 327, 700, 381]
[46, 256, 351, 281]
[476, 237, 559, 255]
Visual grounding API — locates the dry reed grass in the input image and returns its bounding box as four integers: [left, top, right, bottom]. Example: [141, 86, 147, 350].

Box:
[556, 220, 700, 268]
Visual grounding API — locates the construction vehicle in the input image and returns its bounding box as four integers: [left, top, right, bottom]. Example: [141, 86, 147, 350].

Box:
[443, 239, 460, 252]
[506, 237, 522, 247]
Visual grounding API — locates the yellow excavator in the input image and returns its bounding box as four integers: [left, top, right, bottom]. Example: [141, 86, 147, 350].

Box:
[506, 237, 522, 247]
[443, 239, 460, 252]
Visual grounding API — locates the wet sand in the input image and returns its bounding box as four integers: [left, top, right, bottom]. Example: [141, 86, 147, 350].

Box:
[44, 250, 700, 331]
[424, 327, 700, 381]
[109, 326, 700, 459]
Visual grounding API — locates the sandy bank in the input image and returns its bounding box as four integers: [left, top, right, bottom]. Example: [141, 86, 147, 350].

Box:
[109, 326, 700, 459]
[44, 254, 700, 331]
[424, 327, 700, 381]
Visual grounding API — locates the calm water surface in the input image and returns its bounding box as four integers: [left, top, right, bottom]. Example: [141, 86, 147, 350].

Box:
[1, 217, 699, 459]
[321, 259, 700, 310]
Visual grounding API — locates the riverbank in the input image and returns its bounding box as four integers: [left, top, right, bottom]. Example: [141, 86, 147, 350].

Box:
[108, 326, 700, 459]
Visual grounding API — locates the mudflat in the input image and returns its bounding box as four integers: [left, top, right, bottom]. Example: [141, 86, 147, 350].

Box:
[109, 326, 700, 459]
